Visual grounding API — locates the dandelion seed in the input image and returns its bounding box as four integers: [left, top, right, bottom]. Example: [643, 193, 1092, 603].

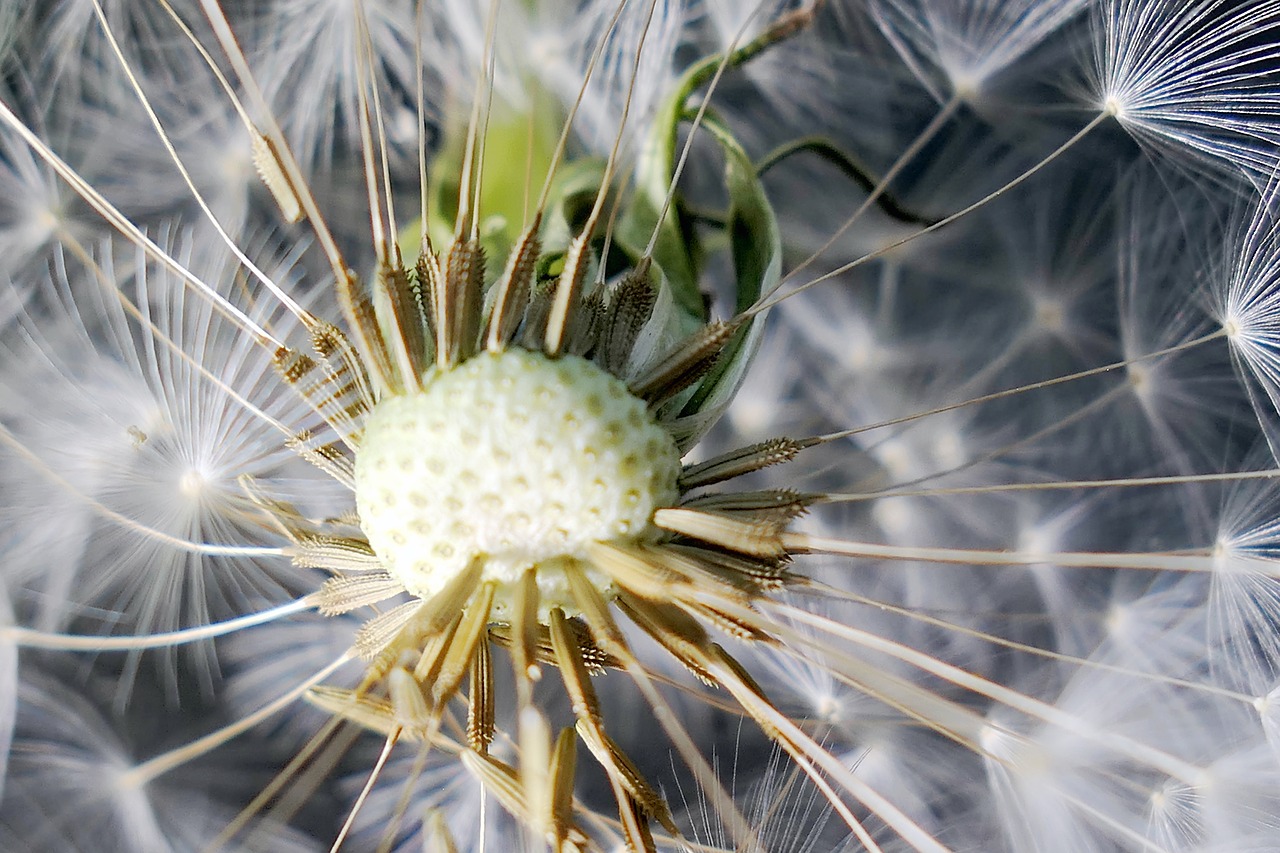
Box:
[1090, 0, 1280, 178]
[870, 0, 1089, 106]
[1, 228, 322, 700]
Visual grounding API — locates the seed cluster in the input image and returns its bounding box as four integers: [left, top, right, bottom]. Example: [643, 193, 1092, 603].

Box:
[355, 349, 681, 616]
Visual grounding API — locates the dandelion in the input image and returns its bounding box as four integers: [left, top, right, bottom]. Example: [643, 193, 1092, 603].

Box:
[4, 1, 1280, 852]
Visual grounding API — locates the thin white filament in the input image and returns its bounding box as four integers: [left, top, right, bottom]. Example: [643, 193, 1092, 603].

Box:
[0, 97, 281, 347]
[118, 652, 353, 787]
[780, 94, 962, 289]
[816, 330, 1227, 442]
[766, 601, 1206, 784]
[195, 0, 350, 285]
[822, 467, 1280, 503]
[786, 531, 1230, 573]
[89, 0, 315, 327]
[4, 596, 314, 651]
[57, 232, 296, 442]
[710, 659, 949, 853]
[798, 581, 1255, 704]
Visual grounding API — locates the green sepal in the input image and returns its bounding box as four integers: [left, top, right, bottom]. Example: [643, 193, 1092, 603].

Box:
[677, 108, 780, 435]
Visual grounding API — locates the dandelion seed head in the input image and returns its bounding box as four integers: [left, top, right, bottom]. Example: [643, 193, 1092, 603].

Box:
[1105, 598, 1136, 641]
[1090, 0, 1280, 178]
[1259, 685, 1280, 750]
[8, 0, 1280, 849]
[1146, 777, 1204, 849]
[980, 721, 1032, 769]
[1015, 523, 1058, 563]
[870, 0, 1089, 110]
[0, 132, 72, 270]
[1223, 312, 1243, 341]
[870, 498, 914, 541]
[1127, 360, 1150, 394]
[1030, 292, 1066, 336]
[176, 466, 210, 500]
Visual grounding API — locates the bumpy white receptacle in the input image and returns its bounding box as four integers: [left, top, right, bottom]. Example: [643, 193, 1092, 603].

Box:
[355, 349, 681, 617]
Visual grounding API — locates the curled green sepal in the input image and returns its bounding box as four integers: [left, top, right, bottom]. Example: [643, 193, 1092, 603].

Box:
[612, 19, 799, 324]
[671, 107, 780, 445]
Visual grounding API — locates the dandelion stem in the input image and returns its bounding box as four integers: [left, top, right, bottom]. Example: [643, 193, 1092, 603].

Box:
[351, 0, 394, 259]
[332, 729, 399, 852]
[710, 658, 946, 853]
[820, 467, 1280, 502]
[814, 329, 1227, 441]
[0, 96, 282, 348]
[778, 95, 962, 290]
[3, 596, 314, 651]
[210, 717, 353, 851]
[754, 111, 1113, 313]
[532, 0, 632, 215]
[195, 0, 351, 286]
[119, 652, 353, 787]
[90, 0, 314, 327]
[784, 532, 1232, 573]
[761, 601, 1206, 783]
